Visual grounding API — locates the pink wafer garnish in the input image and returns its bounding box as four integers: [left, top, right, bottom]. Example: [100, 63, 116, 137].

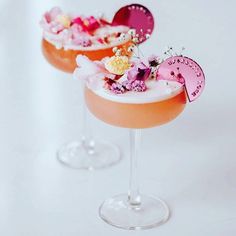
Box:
[112, 4, 155, 43]
[158, 56, 205, 102]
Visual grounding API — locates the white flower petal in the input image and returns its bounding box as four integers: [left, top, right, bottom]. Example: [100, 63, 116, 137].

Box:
[86, 73, 105, 90]
[74, 55, 101, 79]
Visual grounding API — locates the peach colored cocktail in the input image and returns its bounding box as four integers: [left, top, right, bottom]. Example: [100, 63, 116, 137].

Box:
[73, 4, 204, 229]
[42, 39, 132, 73]
[39, 6, 143, 170]
[85, 84, 186, 129]
[74, 46, 190, 229]
[74, 35, 205, 228]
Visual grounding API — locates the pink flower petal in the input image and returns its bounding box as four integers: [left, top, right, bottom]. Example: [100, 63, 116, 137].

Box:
[74, 56, 115, 90]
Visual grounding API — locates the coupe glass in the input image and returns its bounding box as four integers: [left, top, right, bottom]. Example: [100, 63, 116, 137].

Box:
[84, 84, 187, 229]
[41, 39, 132, 170]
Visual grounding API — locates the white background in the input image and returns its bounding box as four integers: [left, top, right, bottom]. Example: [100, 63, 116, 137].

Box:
[0, 0, 236, 235]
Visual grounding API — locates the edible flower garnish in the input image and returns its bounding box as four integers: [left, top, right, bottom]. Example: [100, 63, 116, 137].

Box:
[105, 56, 131, 75]
[74, 56, 116, 90]
[127, 62, 151, 82]
[74, 28, 184, 95]
[56, 15, 71, 28]
[40, 7, 131, 48]
[40, 7, 65, 34]
[72, 16, 100, 33]
[74, 30, 161, 94]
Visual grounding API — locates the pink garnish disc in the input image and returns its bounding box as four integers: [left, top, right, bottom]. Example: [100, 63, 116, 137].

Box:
[158, 56, 205, 102]
[112, 4, 154, 43]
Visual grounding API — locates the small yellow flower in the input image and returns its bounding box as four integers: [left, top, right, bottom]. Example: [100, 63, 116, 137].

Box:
[56, 15, 71, 28]
[105, 56, 131, 75]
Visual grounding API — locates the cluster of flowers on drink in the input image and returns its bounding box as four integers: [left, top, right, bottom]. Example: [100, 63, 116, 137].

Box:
[40, 7, 123, 47]
[75, 29, 163, 94]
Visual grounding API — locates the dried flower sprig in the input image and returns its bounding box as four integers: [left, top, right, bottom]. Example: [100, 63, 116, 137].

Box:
[117, 29, 151, 59]
[163, 46, 186, 58]
[75, 28, 185, 95]
[100, 28, 164, 94]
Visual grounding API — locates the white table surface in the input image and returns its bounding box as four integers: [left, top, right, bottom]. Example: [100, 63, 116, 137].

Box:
[0, 0, 235, 235]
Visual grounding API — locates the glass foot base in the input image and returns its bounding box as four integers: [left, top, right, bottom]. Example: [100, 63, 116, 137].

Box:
[57, 140, 121, 170]
[99, 194, 170, 230]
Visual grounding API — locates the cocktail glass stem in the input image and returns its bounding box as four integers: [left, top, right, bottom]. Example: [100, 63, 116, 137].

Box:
[81, 83, 95, 155]
[128, 129, 141, 207]
[99, 129, 170, 230]
[56, 80, 120, 170]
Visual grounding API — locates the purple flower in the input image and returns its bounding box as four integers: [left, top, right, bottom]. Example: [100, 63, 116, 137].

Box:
[104, 78, 126, 94]
[110, 82, 126, 94]
[122, 80, 133, 90]
[127, 62, 151, 82]
[120, 61, 150, 93]
[148, 55, 161, 67]
[131, 80, 147, 92]
[122, 79, 147, 92]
